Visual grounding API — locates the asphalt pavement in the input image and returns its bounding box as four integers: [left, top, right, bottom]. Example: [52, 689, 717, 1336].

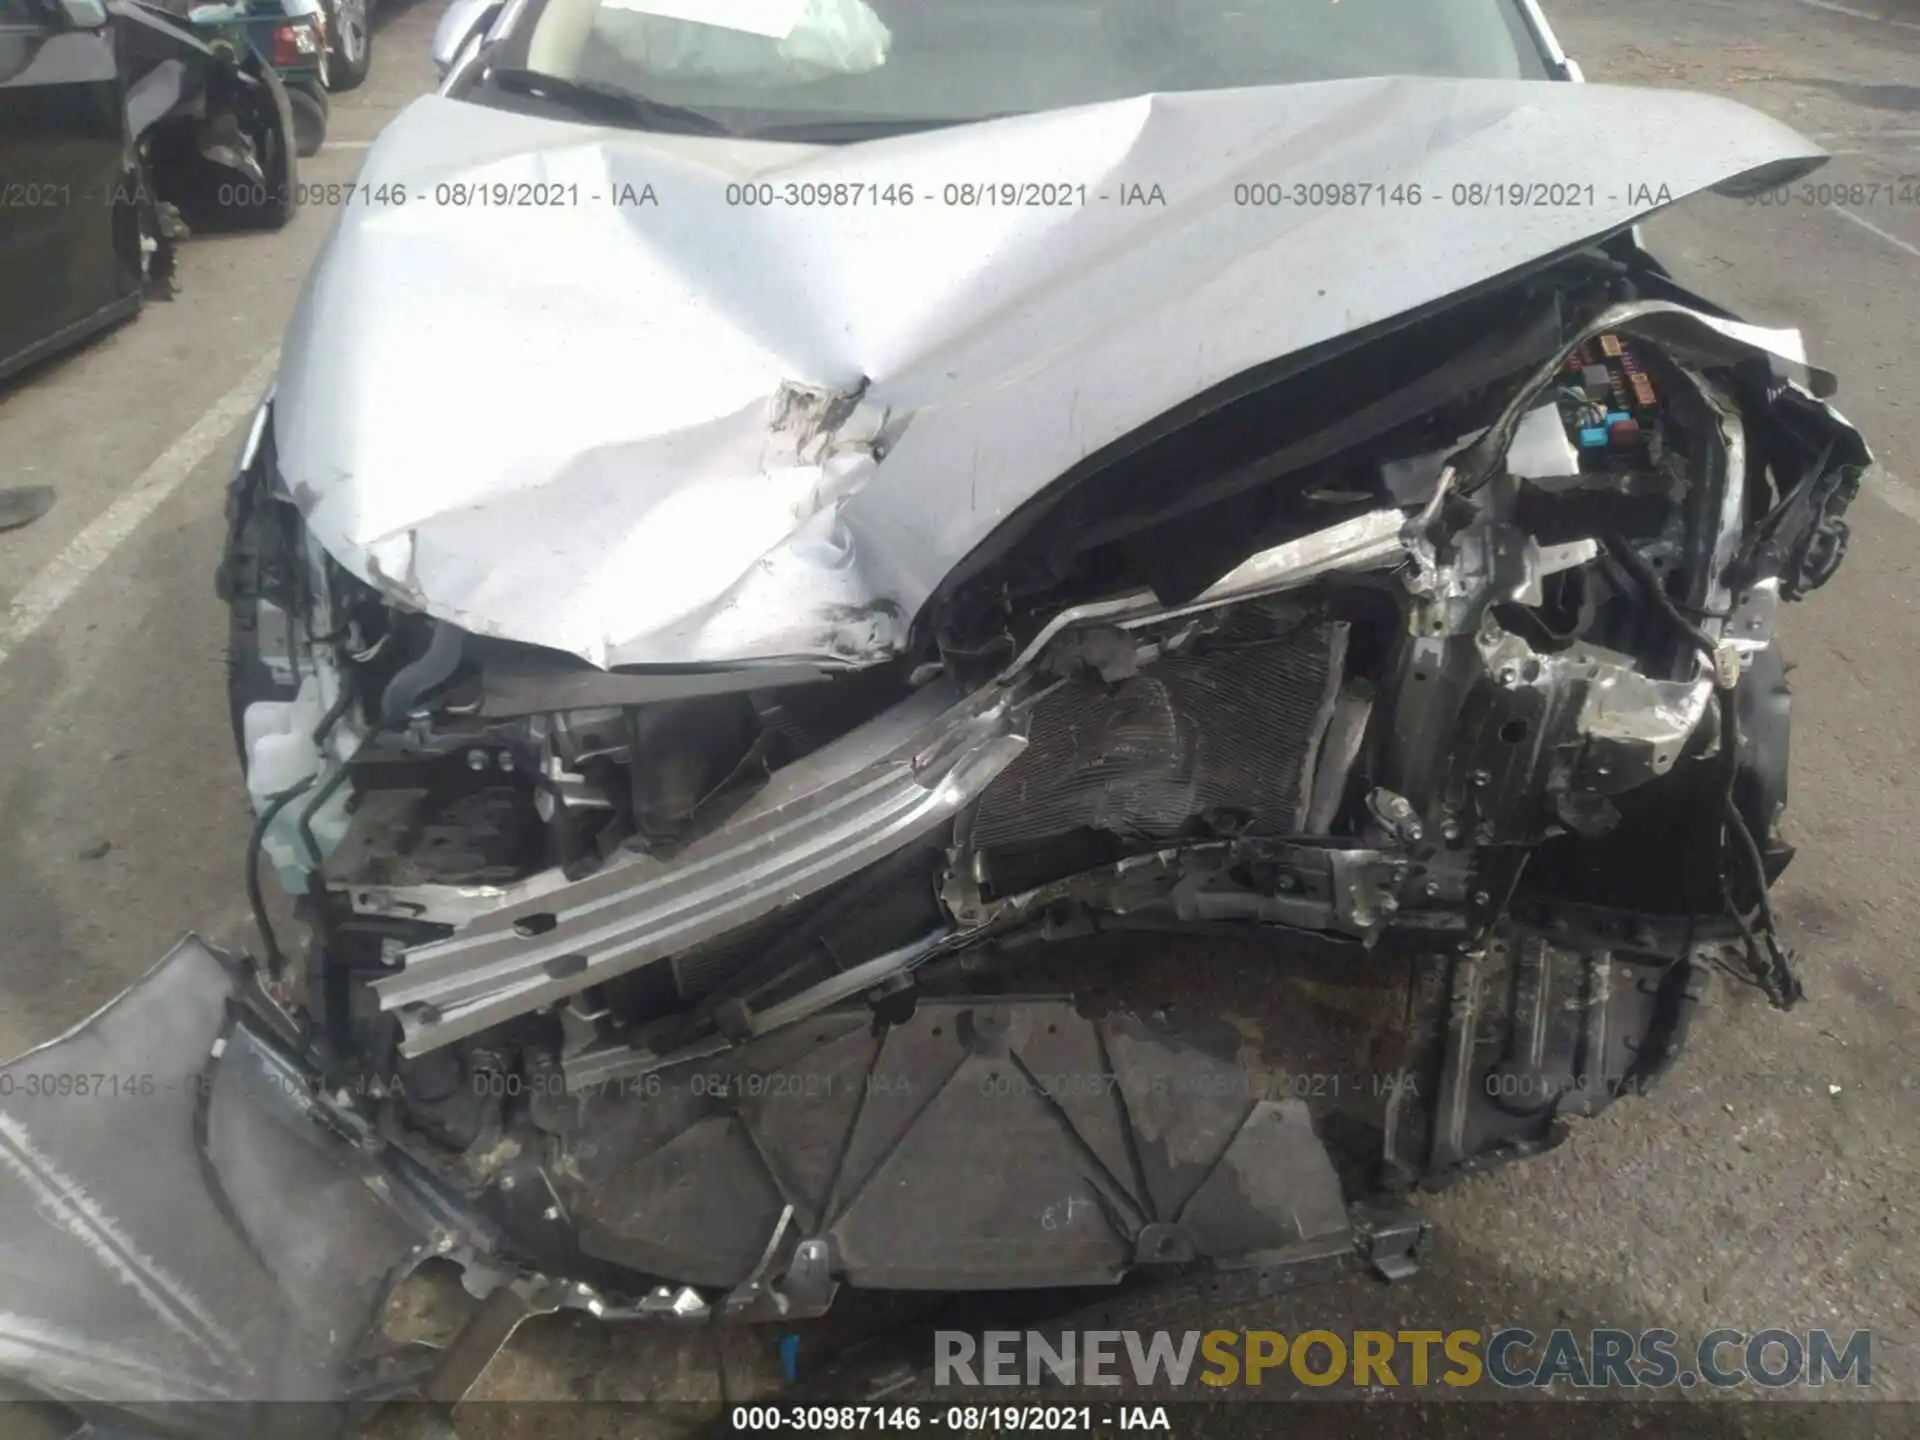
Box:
[0, 0, 1915, 1432]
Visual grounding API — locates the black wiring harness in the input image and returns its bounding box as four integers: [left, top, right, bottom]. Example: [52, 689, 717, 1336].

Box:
[1602, 535, 1802, 1008]
[246, 775, 315, 981]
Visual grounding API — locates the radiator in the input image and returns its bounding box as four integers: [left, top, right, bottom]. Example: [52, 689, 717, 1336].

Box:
[971, 609, 1348, 854]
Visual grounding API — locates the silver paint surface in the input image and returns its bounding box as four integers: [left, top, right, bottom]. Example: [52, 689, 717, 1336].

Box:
[270, 78, 1826, 668]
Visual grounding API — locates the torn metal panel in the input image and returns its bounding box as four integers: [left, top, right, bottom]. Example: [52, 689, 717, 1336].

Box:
[272, 80, 1828, 667]
[1001, 508, 1402, 676]
[1476, 626, 1714, 787]
[0, 939, 437, 1425]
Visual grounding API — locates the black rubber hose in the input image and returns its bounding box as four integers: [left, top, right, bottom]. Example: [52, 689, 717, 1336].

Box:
[309, 667, 355, 746]
[248, 776, 315, 979]
[297, 753, 355, 872]
[1601, 534, 1718, 663]
[380, 619, 465, 725]
[298, 659, 362, 870]
[1715, 690, 1799, 1004]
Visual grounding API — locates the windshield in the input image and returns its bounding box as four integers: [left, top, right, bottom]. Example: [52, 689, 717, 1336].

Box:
[502, 0, 1550, 137]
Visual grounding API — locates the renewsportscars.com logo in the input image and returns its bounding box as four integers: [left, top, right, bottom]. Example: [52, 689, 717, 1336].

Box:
[934, 1327, 1872, 1390]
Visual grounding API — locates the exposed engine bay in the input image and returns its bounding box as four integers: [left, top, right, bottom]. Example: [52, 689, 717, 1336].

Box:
[213, 249, 1867, 1327]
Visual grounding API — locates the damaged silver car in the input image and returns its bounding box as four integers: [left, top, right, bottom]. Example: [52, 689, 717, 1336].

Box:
[0, 0, 1874, 1424]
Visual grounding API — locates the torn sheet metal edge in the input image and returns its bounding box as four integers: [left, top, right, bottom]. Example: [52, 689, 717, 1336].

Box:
[1477, 626, 1712, 779]
[0, 939, 728, 1427]
[374, 682, 1031, 1054]
[0, 937, 446, 1423]
[1004, 508, 1403, 676]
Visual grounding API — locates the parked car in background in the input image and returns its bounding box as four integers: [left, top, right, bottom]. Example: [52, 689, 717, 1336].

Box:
[431, 0, 489, 75]
[174, 0, 331, 155]
[321, 0, 367, 88]
[0, 0, 296, 384]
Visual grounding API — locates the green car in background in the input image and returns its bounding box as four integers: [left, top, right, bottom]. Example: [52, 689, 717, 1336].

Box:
[178, 0, 330, 155]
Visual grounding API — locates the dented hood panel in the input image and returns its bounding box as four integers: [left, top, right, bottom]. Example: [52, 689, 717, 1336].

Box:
[272, 79, 1824, 668]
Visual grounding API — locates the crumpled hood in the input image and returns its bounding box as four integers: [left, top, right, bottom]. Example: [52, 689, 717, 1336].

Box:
[273, 78, 1824, 669]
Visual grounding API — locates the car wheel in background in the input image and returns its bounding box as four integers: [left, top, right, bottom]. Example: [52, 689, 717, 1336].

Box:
[327, 0, 373, 90]
[287, 78, 329, 158]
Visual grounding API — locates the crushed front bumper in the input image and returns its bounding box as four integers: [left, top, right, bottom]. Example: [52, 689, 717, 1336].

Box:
[1, 917, 1713, 1429]
[0, 937, 1414, 1426]
[0, 939, 448, 1433]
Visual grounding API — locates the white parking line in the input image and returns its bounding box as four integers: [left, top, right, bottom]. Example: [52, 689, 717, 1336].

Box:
[0, 348, 279, 670]
[1872, 470, 1920, 527]
[1831, 203, 1920, 259]
[1792, 0, 1920, 30]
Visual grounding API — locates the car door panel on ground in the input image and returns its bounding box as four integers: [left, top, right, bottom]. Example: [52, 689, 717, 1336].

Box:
[0, 0, 134, 380]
